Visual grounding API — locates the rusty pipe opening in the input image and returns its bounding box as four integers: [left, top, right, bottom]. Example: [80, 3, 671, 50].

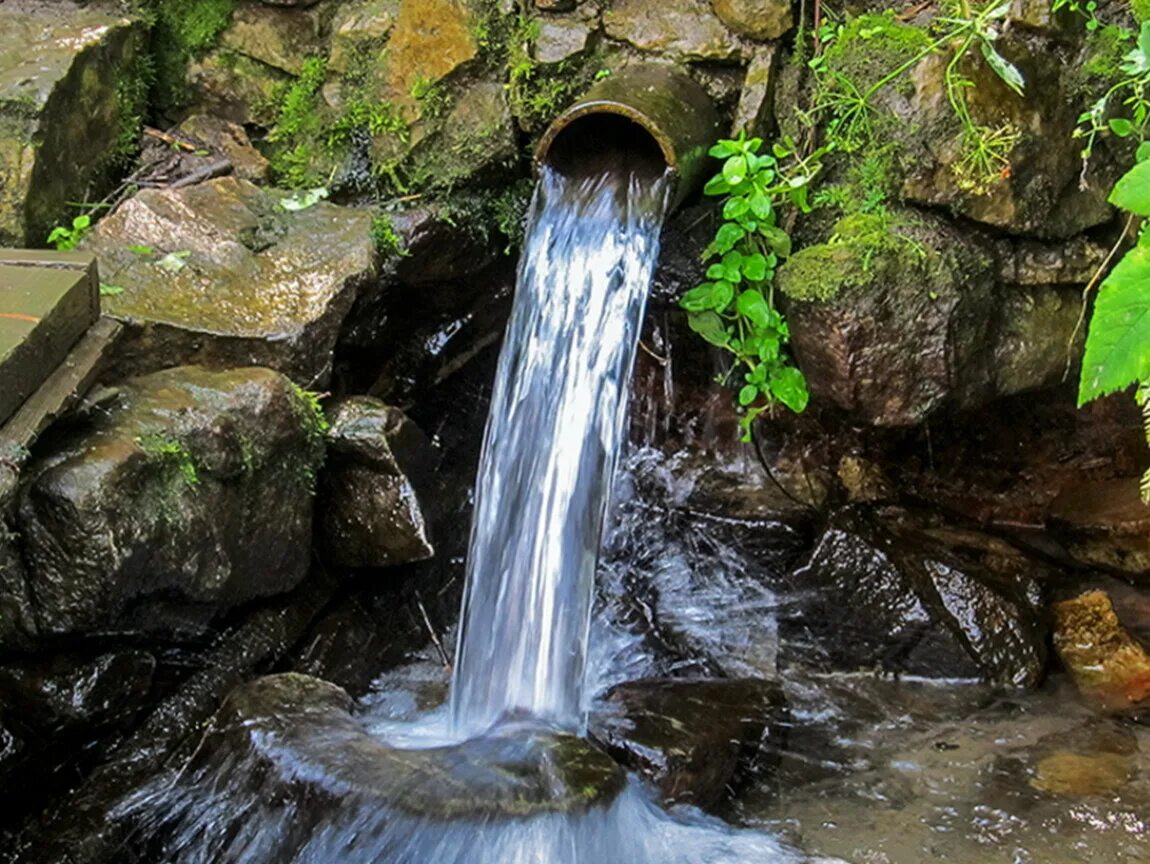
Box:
[534, 65, 722, 210]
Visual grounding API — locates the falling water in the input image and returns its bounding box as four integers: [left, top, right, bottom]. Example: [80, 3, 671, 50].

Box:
[450, 160, 671, 734]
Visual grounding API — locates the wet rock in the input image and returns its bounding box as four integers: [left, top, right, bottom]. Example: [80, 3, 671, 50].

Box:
[83, 176, 378, 386]
[534, 16, 594, 64]
[731, 46, 780, 136]
[604, 0, 743, 61]
[1048, 479, 1150, 579]
[591, 678, 784, 810]
[998, 236, 1109, 286]
[320, 397, 436, 569]
[1028, 720, 1139, 797]
[218, 1, 332, 75]
[1053, 590, 1150, 712]
[175, 114, 271, 183]
[779, 211, 998, 426]
[0, 524, 37, 649]
[537, 0, 577, 10]
[836, 455, 894, 503]
[16, 366, 325, 638]
[786, 508, 1048, 687]
[0, 3, 144, 246]
[993, 286, 1084, 397]
[712, 0, 794, 41]
[135, 673, 626, 860]
[0, 651, 154, 732]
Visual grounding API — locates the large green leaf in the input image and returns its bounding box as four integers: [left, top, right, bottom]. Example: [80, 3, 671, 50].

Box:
[687, 311, 730, 348]
[1109, 160, 1150, 216]
[1078, 242, 1150, 405]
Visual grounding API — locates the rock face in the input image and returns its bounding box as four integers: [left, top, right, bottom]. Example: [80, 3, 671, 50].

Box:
[712, 0, 793, 41]
[779, 212, 998, 426]
[320, 397, 436, 569]
[83, 177, 378, 386]
[591, 678, 784, 810]
[1048, 479, 1150, 580]
[786, 508, 1049, 687]
[604, 0, 743, 61]
[1053, 591, 1150, 713]
[16, 366, 326, 637]
[0, 2, 144, 246]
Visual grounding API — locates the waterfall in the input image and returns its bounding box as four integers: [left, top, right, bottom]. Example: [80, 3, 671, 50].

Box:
[450, 161, 671, 734]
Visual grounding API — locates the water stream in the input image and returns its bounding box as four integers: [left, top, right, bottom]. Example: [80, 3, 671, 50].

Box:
[450, 162, 670, 735]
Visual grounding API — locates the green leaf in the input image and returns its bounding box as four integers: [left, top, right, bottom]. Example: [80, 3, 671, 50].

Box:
[723, 155, 749, 186]
[749, 191, 772, 220]
[279, 187, 329, 212]
[99, 283, 124, 297]
[73, 215, 92, 231]
[739, 384, 759, 406]
[723, 197, 750, 220]
[1138, 141, 1150, 163]
[760, 226, 792, 258]
[157, 251, 192, 273]
[127, 244, 154, 256]
[680, 283, 716, 312]
[1110, 160, 1150, 216]
[704, 175, 732, 196]
[720, 250, 744, 282]
[706, 263, 727, 280]
[769, 365, 810, 413]
[742, 253, 768, 282]
[711, 279, 736, 310]
[1078, 242, 1150, 404]
[687, 311, 731, 348]
[710, 222, 747, 255]
[980, 40, 1025, 96]
[709, 140, 740, 158]
[736, 289, 772, 329]
[1109, 117, 1135, 138]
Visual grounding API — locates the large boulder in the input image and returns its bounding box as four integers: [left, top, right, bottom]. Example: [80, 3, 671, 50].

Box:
[778, 211, 998, 426]
[785, 507, 1049, 687]
[320, 396, 436, 569]
[83, 177, 379, 386]
[0, 2, 145, 246]
[16, 366, 326, 638]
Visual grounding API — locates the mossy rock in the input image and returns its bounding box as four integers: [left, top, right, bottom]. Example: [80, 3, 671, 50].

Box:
[779, 209, 998, 425]
[15, 367, 325, 638]
[0, 3, 146, 246]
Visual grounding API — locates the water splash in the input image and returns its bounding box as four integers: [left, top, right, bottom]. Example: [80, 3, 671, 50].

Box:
[450, 165, 671, 735]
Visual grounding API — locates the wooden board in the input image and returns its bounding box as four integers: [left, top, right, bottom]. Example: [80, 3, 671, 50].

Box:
[0, 249, 98, 427]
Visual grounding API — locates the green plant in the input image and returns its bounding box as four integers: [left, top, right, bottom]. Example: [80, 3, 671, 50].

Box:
[137, 433, 199, 487]
[811, 2, 1026, 194]
[371, 214, 408, 257]
[1078, 148, 1150, 499]
[680, 132, 828, 439]
[47, 215, 91, 250]
[1074, 22, 1150, 174]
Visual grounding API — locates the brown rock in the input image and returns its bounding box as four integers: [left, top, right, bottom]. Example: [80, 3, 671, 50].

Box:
[1048, 479, 1150, 579]
[712, 0, 793, 40]
[386, 0, 478, 102]
[604, 0, 742, 61]
[176, 115, 270, 182]
[731, 45, 780, 136]
[1053, 590, 1150, 712]
[218, 2, 331, 75]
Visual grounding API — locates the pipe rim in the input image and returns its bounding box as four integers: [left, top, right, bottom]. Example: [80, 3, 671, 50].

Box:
[534, 100, 680, 177]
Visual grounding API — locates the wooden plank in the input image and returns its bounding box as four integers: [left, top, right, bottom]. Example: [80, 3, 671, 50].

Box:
[0, 250, 99, 427]
[0, 317, 123, 507]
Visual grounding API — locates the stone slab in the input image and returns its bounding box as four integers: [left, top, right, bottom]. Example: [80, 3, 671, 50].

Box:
[0, 249, 98, 428]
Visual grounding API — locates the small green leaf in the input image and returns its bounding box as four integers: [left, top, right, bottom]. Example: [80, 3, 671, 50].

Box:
[711, 279, 736, 310]
[1109, 117, 1135, 138]
[709, 140, 740, 158]
[749, 191, 772, 220]
[736, 289, 772, 329]
[1110, 160, 1150, 216]
[280, 187, 329, 212]
[739, 384, 759, 406]
[704, 175, 732, 196]
[980, 40, 1025, 96]
[710, 223, 747, 255]
[723, 197, 750, 220]
[127, 244, 154, 255]
[769, 365, 810, 413]
[99, 283, 124, 297]
[680, 283, 716, 312]
[742, 253, 768, 282]
[760, 226, 792, 258]
[723, 155, 749, 186]
[1138, 141, 1150, 163]
[687, 311, 730, 348]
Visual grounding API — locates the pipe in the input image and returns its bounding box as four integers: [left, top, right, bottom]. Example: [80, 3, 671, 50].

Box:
[534, 64, 722, 210]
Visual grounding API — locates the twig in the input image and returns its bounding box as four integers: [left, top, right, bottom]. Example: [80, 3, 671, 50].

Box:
[1063, 212, 1137, 382]
[897, 0, 934, 21]
[638, 339, 669, 366]
[415, 590, 451, 671]
[169, 159, 233, 189]
[144, 126, 200, 153]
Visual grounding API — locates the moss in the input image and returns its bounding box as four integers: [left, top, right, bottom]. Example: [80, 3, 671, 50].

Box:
[288, 383, 329, 496]
[1134, 0, 1150, 24]
[822, 12, 933, 95]
[142, 0, 237, 109]
[777, 211, 929, 302]
[137, 433, 200, 487]
[371, 213, 407, 258]
[1075, 24, 1135, 95]
[265, 56, 330, 188]
[505, 13, 599, 132]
